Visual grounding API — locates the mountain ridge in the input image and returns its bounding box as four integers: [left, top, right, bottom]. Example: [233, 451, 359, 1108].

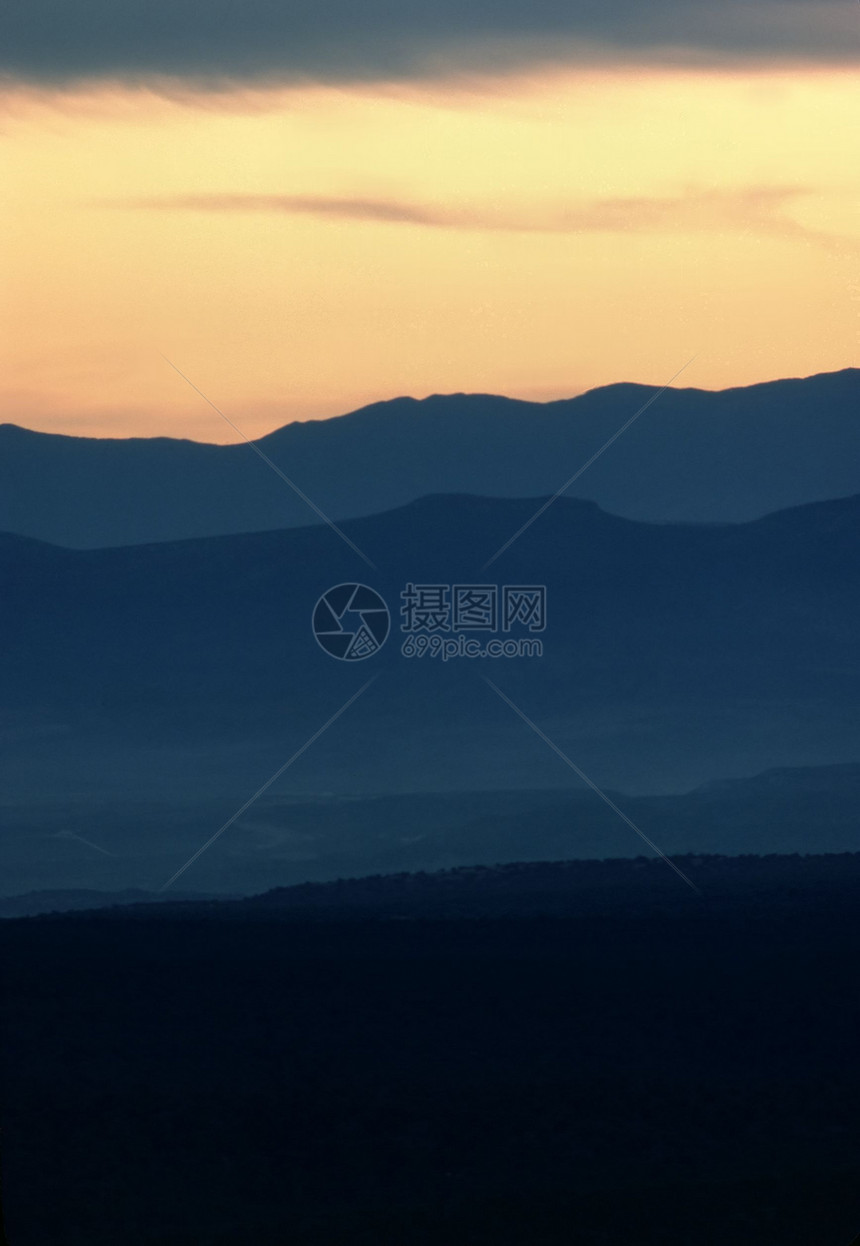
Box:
[4, 366, 855, 444]
[1, 486, 858, 559]
[1, 367, 858, 547]
[0, 491, 856, 830]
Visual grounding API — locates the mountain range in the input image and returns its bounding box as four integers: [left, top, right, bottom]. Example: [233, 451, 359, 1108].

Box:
[0, 368, 858, 547]
[1, 486, 858, 895]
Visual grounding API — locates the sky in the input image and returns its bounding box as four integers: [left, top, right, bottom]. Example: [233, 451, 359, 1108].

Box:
[1, 0, 858, 441]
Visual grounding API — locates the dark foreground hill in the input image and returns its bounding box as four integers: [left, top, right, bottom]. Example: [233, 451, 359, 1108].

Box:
[126, 847, 860, 921]
[0, 368, 858, 547]
[2, 852, 859, 1245]
[13, 846, 860, 921]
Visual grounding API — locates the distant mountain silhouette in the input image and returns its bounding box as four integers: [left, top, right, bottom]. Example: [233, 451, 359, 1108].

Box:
[0, 368, 858, 547]
[0, 489, 857, 896]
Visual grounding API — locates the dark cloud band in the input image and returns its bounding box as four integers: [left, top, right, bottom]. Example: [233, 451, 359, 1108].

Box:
[1, 0, 858, 86]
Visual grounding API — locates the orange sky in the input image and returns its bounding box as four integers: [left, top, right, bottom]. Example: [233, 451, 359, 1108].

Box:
[1, 67, 858, 441]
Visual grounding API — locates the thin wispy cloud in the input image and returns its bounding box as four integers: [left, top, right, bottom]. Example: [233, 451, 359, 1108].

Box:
[132, 194, 449, 227]
[1, 0, 858, 87]
[120, 186, 859, 255]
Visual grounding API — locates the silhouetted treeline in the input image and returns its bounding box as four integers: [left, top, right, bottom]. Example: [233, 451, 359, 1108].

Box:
[23, 849, 860, 923]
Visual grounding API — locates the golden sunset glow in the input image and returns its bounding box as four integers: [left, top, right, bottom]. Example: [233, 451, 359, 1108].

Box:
[2, 68, 858, 439]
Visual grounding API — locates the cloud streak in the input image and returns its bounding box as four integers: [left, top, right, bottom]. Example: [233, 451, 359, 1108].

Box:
[133, 194, 449, 227]
[120, 187, 859, 255]
[1, 0, 858, 87]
